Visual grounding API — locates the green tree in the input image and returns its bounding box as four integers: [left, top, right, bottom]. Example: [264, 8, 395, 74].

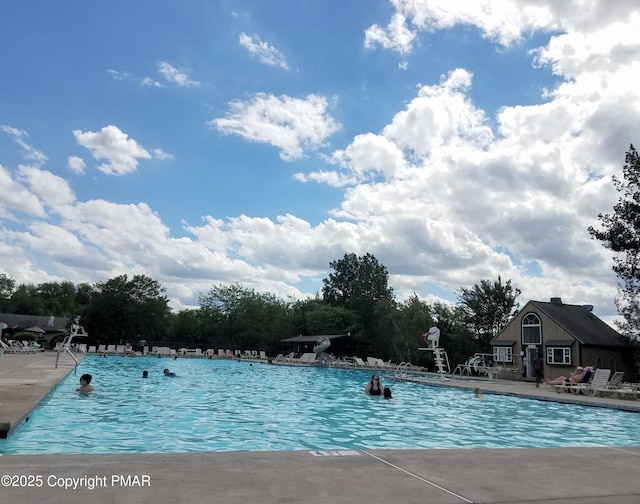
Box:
[6, 284, 44, 314]
[37, 281, 80, 317]
[87, 274, 171, 343]
[321, 253, 394, 349]
[588, 144, 640, 341]
[431, 302, 477, 369]
[290, 298, 357, 335]
[199, 284, 293, 354]
[391, 294, 433, 362]
[0, 273, 16, 311]
[458, 276, 521, 350]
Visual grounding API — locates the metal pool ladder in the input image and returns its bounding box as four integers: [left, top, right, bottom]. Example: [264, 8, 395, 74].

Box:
[54, 330, 87, 375]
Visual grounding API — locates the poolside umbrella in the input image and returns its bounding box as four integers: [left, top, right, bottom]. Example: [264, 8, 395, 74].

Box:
[24, 326, 46, 334]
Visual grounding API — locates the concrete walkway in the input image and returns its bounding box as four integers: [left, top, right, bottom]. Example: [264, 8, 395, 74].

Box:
[1, 352, 639, 503]
[0, 351, 83, 435]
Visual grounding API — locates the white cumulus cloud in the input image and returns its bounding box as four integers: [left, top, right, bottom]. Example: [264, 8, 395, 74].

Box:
[73, 125, 152, 176]
[209, 93, 340, 160]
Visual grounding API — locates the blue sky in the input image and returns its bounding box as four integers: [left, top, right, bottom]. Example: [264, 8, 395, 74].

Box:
[2, 1, 640, 325]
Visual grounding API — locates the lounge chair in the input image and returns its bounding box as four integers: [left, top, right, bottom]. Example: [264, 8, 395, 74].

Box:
[353, 357, 369, 368]
[375, 358, 393, 369]
[586, 371, 625, 397]
[303, 353, 317, 364]
[259, 351, 267, 360]
[556, 369, 611, 395]
[0, 339, 20, 353]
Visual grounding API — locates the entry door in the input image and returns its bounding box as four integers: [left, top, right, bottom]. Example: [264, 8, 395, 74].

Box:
[526, 346, 538, 379]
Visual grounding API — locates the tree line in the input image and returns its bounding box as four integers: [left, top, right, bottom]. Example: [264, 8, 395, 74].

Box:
[0, 261, 520, 368]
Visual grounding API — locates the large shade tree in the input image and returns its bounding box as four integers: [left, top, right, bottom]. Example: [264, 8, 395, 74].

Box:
[589, 144, 640, 342]
[458, 276, 521, 350]
[87, 274, 171, 343]
[322, 253, 394, 352]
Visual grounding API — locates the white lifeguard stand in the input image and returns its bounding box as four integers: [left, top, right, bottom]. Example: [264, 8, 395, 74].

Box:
[55, 318, 88, 373]
[418, 326, 450, 376]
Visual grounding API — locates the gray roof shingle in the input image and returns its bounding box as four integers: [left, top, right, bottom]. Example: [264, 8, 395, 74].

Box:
[530, 300, 626, 347]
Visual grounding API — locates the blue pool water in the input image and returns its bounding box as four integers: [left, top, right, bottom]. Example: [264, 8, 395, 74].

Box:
[1, 356, 639, 455]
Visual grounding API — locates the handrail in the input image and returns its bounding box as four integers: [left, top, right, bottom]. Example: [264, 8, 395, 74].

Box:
[55, 332, 87, 375]
[393, 361, 417, 381]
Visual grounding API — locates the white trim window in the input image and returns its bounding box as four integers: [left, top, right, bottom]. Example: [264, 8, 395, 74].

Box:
[522, 313, 542, 345]
[493, 347, 513, 363]
[547, 347, 571, 365]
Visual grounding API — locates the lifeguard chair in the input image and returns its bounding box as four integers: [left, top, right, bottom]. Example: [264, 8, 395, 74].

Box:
[55, 316, 88, 373]
[418, 326, 450, 376]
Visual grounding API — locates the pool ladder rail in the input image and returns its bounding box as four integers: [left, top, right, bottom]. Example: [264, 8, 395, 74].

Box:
[391, 362, 420, 382]
[54, 327, 88, 374]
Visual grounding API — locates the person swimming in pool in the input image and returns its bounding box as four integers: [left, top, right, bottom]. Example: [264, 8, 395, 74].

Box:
[76, 373, 94, 393]
[163, 368, 176, 377]
[364, 374, 383, 395]
[142, 370, 149, 378]
[383, 387, 394, 399]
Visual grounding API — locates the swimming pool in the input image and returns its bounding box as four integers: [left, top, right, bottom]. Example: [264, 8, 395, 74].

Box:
[1, 356, 639, 454]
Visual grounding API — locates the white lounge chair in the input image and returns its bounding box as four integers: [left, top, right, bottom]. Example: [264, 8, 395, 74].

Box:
[586, 371, 625, 397]
[259, 351, 267, 360]
[302, 353, 317, 364]
[353, 357, 369, 368]
[556, 369, 611, 395]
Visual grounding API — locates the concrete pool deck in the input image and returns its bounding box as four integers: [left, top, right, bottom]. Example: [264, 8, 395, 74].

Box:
[1, 352, 639, 503]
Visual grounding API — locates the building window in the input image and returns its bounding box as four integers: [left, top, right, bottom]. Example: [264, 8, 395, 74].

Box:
[522, 313, 542, 345]
[609, 357, 616, 373]
[547, 347, 571, 365]
[493, 347, 513, 363]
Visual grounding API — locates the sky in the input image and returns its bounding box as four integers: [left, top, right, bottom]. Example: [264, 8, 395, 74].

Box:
[1, 1, 640, 325]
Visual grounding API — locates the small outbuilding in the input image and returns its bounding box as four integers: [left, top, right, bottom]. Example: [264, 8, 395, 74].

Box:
[490, 297, 633, 382]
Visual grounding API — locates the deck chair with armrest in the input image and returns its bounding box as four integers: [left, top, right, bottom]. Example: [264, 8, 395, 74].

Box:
[586, 371, 625, 397]
[558, 368, 611, 395]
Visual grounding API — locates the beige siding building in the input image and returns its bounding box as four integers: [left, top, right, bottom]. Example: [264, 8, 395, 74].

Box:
[490, 297, 633, 382]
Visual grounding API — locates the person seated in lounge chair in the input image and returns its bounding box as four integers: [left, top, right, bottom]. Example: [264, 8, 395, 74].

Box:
[544, 366, 589, 386]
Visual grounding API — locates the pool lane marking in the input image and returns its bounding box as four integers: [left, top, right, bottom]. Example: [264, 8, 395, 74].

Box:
[361, 450, 474, 503]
